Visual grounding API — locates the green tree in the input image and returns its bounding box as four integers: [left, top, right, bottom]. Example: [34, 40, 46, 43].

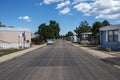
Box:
[91, 21, 101, 40]
[60, 35, 65, 39]
[37, 20, 60, 42]
[49, 20, 60, 39]
[74, 20, 91, 37]
[101, 20, 110, 27]
[38, 23, 54, 41]
[45, 25, 54, 39]
[0, 22, 6, 27]
[38, 23, 48, 42]
[66, 31, 74, 37]
[91, 20, 110, 45]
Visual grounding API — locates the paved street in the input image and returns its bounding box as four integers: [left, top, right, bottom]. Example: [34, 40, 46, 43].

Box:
[0, 40, 120, 80]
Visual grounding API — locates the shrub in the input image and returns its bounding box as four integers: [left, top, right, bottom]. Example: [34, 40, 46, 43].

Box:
[106, 47, 111, 52]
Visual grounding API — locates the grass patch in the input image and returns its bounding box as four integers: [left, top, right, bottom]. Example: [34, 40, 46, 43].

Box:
[106, 47, 111, 52]
[0, 49, 23, 57]
[72, 42, 80, 44]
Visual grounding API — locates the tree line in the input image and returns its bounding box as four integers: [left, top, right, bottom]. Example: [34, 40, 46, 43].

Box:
[32, 20, 60, 44]
[65, 20, 110, 44]
[0, 22, 6, 27]
[0, 21, 14, 27]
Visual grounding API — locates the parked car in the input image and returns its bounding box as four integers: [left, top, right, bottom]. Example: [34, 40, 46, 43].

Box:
[47, 40, 54, 45]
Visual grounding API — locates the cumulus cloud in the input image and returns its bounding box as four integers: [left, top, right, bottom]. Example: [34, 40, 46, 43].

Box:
[42, 0, 120, 19]
[44, 0, 63, 4]
[72, 0, 85, 5]
[74, 2, 91, 12]
[95, 14, 120, 19]
[18, 16, 31, 22]
[74, 0, 120, 19]
[56, 0, 70, 9]
[90, 0, 120, 19]
[72, 0, 95, 5]
[59, 7, 70, 14]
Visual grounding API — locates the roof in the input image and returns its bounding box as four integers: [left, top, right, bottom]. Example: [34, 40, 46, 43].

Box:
[80, 32, 92, 35]
[0, 27, 31, 32]
[100, 24, 120, 31]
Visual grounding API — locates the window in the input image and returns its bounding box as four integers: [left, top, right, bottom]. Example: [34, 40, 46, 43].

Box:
[114, 30, 118, 41]
[108, 31, 113, 41]
[108, 30, 118, 42]
[81, 34, 89, 40]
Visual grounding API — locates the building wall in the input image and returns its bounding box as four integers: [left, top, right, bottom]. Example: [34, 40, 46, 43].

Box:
[118, 30, 120, 42]
[0, 31, 31, 43]
[100, 30, 120, 50]
[101, 42, 120, 50]
[100, 31, 106, 45]
[80, 34, 91, 44]
[68, 36, 79, 42]
[0, 31, 31, 49]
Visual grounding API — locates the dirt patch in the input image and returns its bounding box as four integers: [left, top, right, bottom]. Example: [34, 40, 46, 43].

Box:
[81, 45, 120, 57]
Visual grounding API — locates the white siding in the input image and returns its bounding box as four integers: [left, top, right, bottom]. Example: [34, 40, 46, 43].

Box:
[118, 30, 120, 42]
[74, 36, 77, 42]
[106, 31, 108, 42]
[0, 42, 31, 49]
[100, 25, 120, 31]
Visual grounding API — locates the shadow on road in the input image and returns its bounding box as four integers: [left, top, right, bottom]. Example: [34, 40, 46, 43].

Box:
[100, 57, 120, 66]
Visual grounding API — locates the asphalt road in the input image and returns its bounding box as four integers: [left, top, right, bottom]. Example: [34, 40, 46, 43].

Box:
[0, 40, 120, 80]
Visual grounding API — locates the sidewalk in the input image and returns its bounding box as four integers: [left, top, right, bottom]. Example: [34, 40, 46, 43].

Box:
[71, 43, 120, 67]
[0, 44, 47, 63]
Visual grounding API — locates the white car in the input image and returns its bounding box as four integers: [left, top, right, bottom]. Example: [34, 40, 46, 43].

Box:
[47, 40, 54, 45]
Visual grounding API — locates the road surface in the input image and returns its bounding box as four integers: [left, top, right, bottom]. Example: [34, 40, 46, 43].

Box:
[0, 40, 120, 80]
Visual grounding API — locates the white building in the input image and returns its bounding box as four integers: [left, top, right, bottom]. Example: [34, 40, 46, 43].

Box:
[80, 32, 92, 44]
[0, 27, 31, 49]
[69, 35, 79, 42]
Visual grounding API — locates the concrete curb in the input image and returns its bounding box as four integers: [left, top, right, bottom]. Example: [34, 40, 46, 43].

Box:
[0, 44, 47, 63]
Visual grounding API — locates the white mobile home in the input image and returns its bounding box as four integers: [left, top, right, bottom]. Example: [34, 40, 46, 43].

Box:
[69, 35, 79, 42]
[80, 32, 92, 44]
[0, 27, 31, 49]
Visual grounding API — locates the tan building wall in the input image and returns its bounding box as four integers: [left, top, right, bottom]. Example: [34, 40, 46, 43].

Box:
[0, 31, 31, 43]
[0, 27, 31, 49]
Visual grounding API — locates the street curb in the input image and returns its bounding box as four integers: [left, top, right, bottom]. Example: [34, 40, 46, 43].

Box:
[0, 44, 47, 63]
[66, 41, 120, 67]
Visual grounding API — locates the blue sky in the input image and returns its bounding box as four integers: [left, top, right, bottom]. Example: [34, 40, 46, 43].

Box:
[0, 0, 120, 35]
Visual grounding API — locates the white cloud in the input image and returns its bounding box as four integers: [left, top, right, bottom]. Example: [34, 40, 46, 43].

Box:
[18, 16, 22, 20]
[39, 3, 43, 6]
[72, 0, 84, 5]
[74, 0, 120, 19]
[35, 2, 43, 6]
[95, 14, 120, 19]
[18, 16, 31, 22]
[42, 0, 120, 18]
[44, 0, 63, 4]
[59, 7, 70, 14]
[56, 0, 70, 9]
[74, 2, 91, 12]
[89, 0, 120, 19]
[72, 0, 95, 5]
